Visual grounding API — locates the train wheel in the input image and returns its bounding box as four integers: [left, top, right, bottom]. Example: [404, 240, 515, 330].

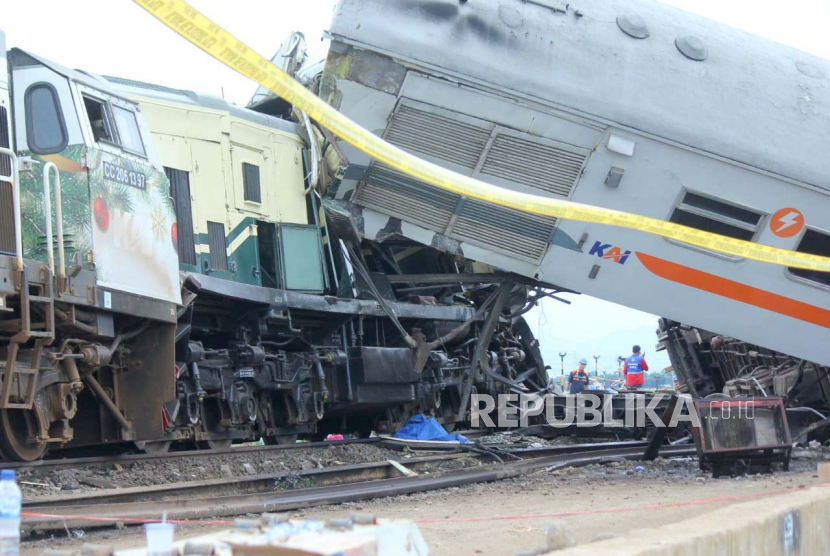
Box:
[134, 440, 172, 455]
[0, 408, 48, 462]
[195, 400, 232, 451]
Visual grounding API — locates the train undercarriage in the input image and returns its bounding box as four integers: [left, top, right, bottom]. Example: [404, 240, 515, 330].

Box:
[0, 237, 556, 461]
[660, 318, 830, 439]
[4, 248, 826, 461]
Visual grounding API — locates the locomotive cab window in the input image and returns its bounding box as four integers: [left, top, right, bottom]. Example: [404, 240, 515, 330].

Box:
[789, 229, 830, 287]
[111, 105, 145, 156]
[24, 83, 68, 154]
[670, 192, 762, 242]
[83, 95, 116, 144]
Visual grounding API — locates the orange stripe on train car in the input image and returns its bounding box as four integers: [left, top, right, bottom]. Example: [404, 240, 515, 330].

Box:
[636, 252, 830, 329]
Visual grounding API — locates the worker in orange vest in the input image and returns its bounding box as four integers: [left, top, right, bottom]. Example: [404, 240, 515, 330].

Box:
[568, 358, 590, 394]
[623, 345, 649, 389]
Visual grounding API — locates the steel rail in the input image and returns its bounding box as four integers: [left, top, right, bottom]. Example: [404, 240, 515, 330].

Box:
[22, 440, 650, 509]
[24, 452, 473, 509]
[4, 429, 496, 472]
[22, 444, 694, 532]
[6, 438, 383, 472]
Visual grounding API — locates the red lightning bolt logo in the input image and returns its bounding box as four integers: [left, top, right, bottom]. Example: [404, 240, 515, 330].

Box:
[771, 208, 804, 238]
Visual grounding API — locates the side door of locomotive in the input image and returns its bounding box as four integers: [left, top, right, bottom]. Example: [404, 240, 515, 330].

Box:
[70, 82, 180, 304]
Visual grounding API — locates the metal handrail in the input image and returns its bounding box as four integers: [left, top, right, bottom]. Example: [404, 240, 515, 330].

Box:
[42, 162, 65, 280]
[0, 147, 22, 271]
[300, 110, 320, 195]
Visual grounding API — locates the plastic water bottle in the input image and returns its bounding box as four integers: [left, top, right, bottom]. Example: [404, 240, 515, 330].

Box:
[0, 469, 21, 556]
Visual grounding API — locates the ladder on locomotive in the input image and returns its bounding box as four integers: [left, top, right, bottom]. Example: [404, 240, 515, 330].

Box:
[0, 149, 61, 410]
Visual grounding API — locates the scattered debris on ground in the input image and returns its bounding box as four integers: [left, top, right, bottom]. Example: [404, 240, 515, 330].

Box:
[478, 432, 628, 447]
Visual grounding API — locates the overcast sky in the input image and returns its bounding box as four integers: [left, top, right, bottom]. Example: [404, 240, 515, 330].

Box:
[4, 0, 828, 377]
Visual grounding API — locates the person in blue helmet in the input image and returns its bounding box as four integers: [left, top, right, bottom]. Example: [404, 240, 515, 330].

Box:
[568, 358, 591, 394]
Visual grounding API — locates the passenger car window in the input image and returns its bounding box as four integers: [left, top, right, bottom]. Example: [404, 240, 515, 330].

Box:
[669, 192, 762, 242]
[789, 229, 830, 287]
[112, 105, 145, 156]
[24, 83, 68, 154]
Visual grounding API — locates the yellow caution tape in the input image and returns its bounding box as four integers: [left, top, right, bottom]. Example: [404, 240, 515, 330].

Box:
[133, 0, 830, 273]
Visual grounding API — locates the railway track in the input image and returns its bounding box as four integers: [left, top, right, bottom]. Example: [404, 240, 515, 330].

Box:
[5, 438, 380, 473]
[22, 440, 650, 508]
[22, 441, 690, 532]
[5, 429, 496, 472]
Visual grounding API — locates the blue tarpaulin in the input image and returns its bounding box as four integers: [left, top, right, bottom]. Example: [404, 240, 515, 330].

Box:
[393, 414, 469, 443]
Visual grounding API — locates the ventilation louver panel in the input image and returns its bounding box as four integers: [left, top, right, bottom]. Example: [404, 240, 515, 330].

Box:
[479, 134, 587, 198]
[352, 103, 588, 264]
[451, 199, 556, 261]
[207, 221, 229, 271]
[242, 162, 262, 203]
[0, 106, 14, 255]
[385, 105, 491, 170]
[165, 167, 197, 266]
[0, 184, 13, 255]
[354, 163, 460, 231]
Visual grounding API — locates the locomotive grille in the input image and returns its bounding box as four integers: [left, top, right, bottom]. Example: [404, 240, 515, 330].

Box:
[242, 162, 262, 204]
[356, 163, 458, 231]
[479, 134, 586, 198]
[165, 167, 197, 266]
[385, 104, 491, 170]
[207, 221, 228, 271]
[0, 106, 14, 255]
[353, 102, 582, 263]
[451, 199, 557, 262]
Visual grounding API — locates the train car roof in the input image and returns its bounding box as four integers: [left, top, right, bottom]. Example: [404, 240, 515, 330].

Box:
[8, 48, 139, 105]
[9, 49, 300, 138]
[329, 0, 830, 191]
[103, 75, 301, 135]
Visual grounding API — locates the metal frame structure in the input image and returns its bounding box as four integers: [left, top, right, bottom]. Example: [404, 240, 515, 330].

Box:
[690, 397, 792, 477]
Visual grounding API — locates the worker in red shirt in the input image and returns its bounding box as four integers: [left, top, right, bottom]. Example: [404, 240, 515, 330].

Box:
[623, 345, 649, 389]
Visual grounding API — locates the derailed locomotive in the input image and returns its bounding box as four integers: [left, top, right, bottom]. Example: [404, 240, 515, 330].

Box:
[0, 33, 554, 461]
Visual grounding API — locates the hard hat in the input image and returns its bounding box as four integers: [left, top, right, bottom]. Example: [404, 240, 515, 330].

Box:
[579, 358, 588, 365]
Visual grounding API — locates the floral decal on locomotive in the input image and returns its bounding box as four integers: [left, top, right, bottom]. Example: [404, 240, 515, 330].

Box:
[17, 144, 178, 302]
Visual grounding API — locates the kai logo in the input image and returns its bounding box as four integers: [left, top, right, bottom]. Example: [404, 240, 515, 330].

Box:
[589, 241, 631, 265]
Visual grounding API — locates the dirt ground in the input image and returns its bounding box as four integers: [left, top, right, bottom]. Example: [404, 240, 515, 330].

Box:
[22, 446, 830, 555]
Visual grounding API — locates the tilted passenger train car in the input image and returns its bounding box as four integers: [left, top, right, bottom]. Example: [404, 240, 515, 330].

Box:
[314, 0, 830, 402]
[0, 33, 552, 461]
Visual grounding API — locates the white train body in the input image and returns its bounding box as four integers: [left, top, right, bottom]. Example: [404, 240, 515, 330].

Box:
[318, 0, 830, 366]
